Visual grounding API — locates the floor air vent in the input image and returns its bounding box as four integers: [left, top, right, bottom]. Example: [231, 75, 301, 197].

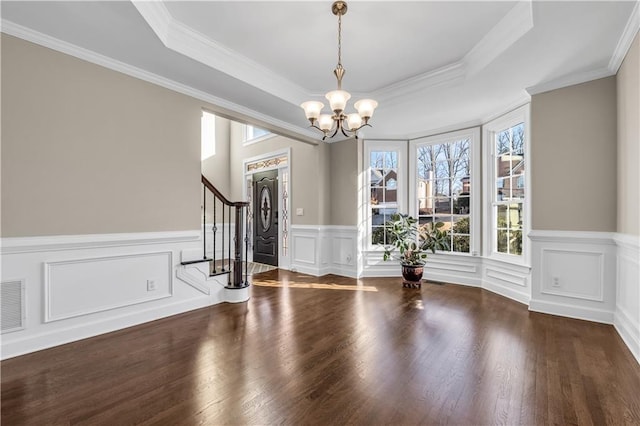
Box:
[1, 280, 25, 333]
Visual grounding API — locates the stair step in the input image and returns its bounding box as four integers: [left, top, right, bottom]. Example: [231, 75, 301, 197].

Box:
[210, 270, 231, 277]
[180, 258, 214, 266]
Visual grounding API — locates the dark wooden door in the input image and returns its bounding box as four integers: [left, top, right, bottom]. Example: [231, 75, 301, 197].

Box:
[253, 170, 278, 266]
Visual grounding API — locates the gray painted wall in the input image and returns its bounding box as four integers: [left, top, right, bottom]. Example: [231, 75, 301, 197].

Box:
[531, 76, 618, 232]
[617, 32, 639, 236]
[2, 35, 202, 237]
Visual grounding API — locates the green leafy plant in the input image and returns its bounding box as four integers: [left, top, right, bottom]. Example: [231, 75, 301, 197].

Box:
[383, 213, 450, 266]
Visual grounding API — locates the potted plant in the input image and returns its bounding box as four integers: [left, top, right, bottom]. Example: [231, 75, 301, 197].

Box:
[383, 213, 450, 288]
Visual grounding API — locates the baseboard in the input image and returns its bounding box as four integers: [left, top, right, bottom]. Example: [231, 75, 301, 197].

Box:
[528, 299, 614, 324]
[614, 306, 640, 365]
[0, 296, 214, 360]
[482, 280, 530, 305]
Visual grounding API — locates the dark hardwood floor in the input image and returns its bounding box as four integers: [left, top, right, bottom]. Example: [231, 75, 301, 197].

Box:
[2, 270, 639, 425]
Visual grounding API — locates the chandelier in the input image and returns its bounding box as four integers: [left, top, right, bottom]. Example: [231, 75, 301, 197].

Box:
[300, 1, 378, 140]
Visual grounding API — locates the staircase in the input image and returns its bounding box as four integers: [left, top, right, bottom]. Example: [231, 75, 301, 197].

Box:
[179, 175, 250, 300]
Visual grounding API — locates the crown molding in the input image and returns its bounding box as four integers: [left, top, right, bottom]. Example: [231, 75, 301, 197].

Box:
[132, 0, 309, 106]
[464, 0, 534, 77]
[372, 62, 465, 106]
[608, 0, 640, 73]
[1, 19, 319, 144]
[525, 67, 613, 96]
[133, 0, 534, 110]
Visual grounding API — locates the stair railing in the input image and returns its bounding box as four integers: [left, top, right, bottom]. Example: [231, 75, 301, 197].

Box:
[182, 175, 250, 289]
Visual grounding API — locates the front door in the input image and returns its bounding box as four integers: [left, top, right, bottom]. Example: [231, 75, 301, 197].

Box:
[253, 170, 278, 266]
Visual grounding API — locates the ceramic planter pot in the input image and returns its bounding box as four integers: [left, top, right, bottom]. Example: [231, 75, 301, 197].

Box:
[402, 264, 424, 288]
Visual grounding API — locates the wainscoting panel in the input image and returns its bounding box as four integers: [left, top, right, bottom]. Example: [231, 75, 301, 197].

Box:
[614, 233, 640, 364]
[44, 252, 172, 322]
[529, 230, 616, 324]
[292, 236, 316, 265]
[0, 230, 221, 360]
[289, 226, 357, 277]
[540, 249, 604, 301]
[481, 259, 531, 304]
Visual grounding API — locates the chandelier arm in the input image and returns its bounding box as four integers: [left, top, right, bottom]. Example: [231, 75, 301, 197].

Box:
[354, 123, 373, 132]
[329, 123, 341, 139]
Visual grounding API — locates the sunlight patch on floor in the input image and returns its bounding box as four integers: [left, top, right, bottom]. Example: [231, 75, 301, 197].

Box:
[252, 280, 378, 292]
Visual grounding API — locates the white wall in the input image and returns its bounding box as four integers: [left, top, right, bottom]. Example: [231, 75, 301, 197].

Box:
[0, 231, 238, 360]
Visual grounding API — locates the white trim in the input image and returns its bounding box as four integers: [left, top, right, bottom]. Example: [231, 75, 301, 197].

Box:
[482, 280, 530, 305]
[526, 67, 613, 96]
[1, 230, 200, 254]
[0, 231, 226, 360]
[529, 299, 614, 324]
[0, 19, 319, 143]
[539, 248, 605, 302]
[529, 230, 617, 245]
[131, 1, 308, 107]
[1, 296, 215, 360]
[530, 229, 617, 325]
[613, 232, 640, 253]
[243, 132, 278, 147]
[614, 305, 640, 365]
[609, 1, 640, 73]
[289, 225, 358, 278]
[371, 62, 465, 105]
[43, 252, 173, 322]
[613, 232, 640, 365]
[134, 0, 533, 110]
[464, 0, 534, 77]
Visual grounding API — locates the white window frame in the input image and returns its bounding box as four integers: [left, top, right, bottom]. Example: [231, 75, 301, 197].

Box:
[201, 110, 216, 160]
[242, 124, 276, 146]
[409, 127, 481, 257]
[482, 105, 531, 266]
[364, 140, 407, 249]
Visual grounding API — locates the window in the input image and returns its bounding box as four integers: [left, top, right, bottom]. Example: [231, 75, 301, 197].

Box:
[201, 110, 216, 160]
[365, 141, 406, 247]
[484, 105, 529, 262]
[243, 125, 272, 145]
[410, 128, 480, 254]
[494, 122, 525, 255]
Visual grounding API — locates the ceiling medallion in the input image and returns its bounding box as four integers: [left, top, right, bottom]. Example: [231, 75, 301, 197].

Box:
[300, 1, 378, 140]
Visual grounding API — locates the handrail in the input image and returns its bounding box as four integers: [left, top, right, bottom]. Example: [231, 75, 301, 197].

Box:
[201, 175, 248, 208]
[195, 174, 250, 290]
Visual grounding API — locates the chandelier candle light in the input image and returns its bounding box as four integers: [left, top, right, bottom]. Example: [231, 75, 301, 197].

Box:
[301, 1, 378, 140]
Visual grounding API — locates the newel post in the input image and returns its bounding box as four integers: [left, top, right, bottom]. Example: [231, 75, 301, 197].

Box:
[233, 205, 244, 287]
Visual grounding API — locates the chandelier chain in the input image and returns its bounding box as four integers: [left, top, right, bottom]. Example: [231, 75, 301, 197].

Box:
[337, 11, 342, 67]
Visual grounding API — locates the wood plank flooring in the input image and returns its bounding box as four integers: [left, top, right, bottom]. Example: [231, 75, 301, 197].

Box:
[2, 270, 639, 425]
